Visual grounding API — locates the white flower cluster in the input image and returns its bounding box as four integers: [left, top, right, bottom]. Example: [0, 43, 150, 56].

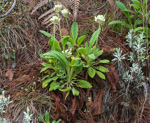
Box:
[95, 15, 105, 24]
[62, 48, 72, 58]
[61, 9, 69, 18]
[51, 4, 70, 25]
[54, 4, 62, 13]
[50, 16, 60, 24]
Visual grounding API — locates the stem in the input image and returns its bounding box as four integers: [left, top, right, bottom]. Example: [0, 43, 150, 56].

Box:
[57, 13, 62, 41]
[52, 24, 56, 49]
[53, 24, 56, 41]
[65, 18, 69, 29]
[95, 24, 101, 46]
[67, 67, 74, 86]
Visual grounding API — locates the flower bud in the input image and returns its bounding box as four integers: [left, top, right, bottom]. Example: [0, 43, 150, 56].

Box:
[50, 16, 60, 24]
[54, 4, 62, 13]
[61, 9, 69, 18]
[95, 15, 105, 24]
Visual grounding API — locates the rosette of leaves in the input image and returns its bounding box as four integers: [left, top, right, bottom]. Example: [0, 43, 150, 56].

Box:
[77, 28, 110, 79]
[39, 22, 92, 98]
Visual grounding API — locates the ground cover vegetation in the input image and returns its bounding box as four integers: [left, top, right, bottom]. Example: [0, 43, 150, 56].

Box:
[0, 0, 150, 122]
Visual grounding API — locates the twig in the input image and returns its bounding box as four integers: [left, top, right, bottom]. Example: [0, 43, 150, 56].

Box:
[0, 0, 16, 19]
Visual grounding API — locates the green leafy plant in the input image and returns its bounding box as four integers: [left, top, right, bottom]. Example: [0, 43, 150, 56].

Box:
[77, 28, 109, 79]
[39, 8, 109, 98]
[39, 22, 92, 98]
[38, 111, 61, 123]
[109, 0, 150, 33]
[112, 29, 149, 122]
[38, 111, 50, 123]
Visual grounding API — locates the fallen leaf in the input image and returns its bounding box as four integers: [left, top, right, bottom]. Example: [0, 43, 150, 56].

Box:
[15, 75, 29, 82]
[61, 28, 69, 36]
[105, 65, 119, 92]
[5, 69, 14, 81]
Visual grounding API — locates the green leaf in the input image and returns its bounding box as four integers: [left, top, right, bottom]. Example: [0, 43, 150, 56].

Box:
[53, 40, 61, 51]
[142, 0, 146, 9]
[43, 50, 69, 69]
[40, 66, 51, 73]
[88, 67, 96, 78]
[75, 65, 83, 74]
[72, 87, 79, 96]
[45, 111, 50, 123]
[76, 80, 92, 88]
[42, 78, 52, 88]
[88, 54, 96, 59]
[49, 82, 61, 91]
[59, 87, 71, 92]
[95, 50, 103, 58]
[65, 91, 70, 100]
[99, 59, 110, 63]
[77, 35, 86, 46]
[128, 15, 134, 24]
[41, 62, 50, 67]
[130, 4, 140, 9]
[71, 57, 81, 66]
[132, 0, 141, 6]
[108, 20, 132, 29]
[56, 119, 62, 123]
[148, 18, 150, 25]
[133, 27, 147, 33]
[48, 39, 61, 51]
[71, 22, 78, 45]
[97, 71, 106, 79]
[40, 30, 57, 41]
[134, 19, 142, 28]
[95, 66, 109, 73]
[89, 29, 100, 48]
[77, 48, 86, 55]
[42, 76, 58, 88]
[85, 42, 89, 54]
[41, 75, 50, 81]
[68, 37, 74, 45]
[62, 36, 70, 51]
[115, 1, 129, 17]
[38, 115, 45, 122]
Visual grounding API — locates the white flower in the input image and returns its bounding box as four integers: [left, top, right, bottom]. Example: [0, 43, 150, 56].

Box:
[61, 9, 69, 18]
[62, 48, 72, 58]
[50, 16, 60, 24]
[54, 4, 62, 13]
[95, 15, 105, 24]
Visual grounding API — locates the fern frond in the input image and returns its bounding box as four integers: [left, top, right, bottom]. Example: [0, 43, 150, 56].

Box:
[31, 0, 51, 15]
[38, 8, 54, 20]
[70, 0, 80, 21]
[42, 13, 57, 25]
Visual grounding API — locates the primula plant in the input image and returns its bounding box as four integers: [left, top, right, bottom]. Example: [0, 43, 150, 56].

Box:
[39, 4, 109, 98]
